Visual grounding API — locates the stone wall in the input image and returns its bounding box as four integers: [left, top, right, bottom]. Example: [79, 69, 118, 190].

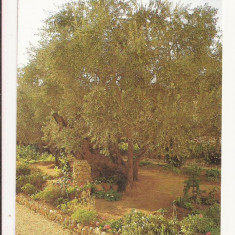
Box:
[73, 160, 92, 185]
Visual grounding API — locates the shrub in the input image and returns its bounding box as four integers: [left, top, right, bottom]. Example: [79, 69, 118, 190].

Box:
[28, 173, 45, 189]
[180, 214, 217, 235]
[16, 162, 31, 176]
[33, 184, 63, 204]
[163, 164, 181, 174]
[21, 183, 37, 195]
[174, 196, 194, 210]
[93, 190, 105, 199]
[71, 207, 97, 225]
[17, 145, 41, 161]
[165, 154, 184, 168]
[104, 190, 121, 201]
[203, 203, 220, 225]
[204, 145, 221, 165]
[139, 161, 154, 167]
[183, 164, 202, 177]
[189, 143, 221, 165]
[16, 170, 45, 193]
[16, 175, 30, 193]
[201, 187, 219, 205]
[205, 168, 221, 181]
[122, 209, 179, 235]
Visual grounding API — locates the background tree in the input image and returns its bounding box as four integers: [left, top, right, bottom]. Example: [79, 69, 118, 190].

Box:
[17, 0, 221, 189]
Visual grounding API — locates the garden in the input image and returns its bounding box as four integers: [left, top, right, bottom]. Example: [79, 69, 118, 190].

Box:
[16, 143, 221, 234]
[16, 0, 221, 234]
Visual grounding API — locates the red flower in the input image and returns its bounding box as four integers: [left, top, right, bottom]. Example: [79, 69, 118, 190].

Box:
[104, 224, 111, 230]
[206, 232, 212, 235]
[199, 214, 203, 218]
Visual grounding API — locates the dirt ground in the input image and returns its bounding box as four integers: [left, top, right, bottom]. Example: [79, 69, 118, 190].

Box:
[95, 168, 220, 219]
[32, 162, 220, 220]
[16, 203, 75, 235]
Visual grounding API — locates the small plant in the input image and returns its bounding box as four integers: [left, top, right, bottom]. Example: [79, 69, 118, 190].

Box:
[33, 184, 64, 204]
[16, 145, 40, 161]
[163, 164, 181, 174]
[93, 190, 106, 199]
[139, 160, 154, 167]
[122, 209, 179, 235]
[21, 183, 37, 195]
[205, 168, 221, 181]
[165, 154, 184, 168]
[104, 190, 121, 201]
[183, 165, 203, 204]
[201, 187, 219, 205]
[71, 207, 98, 225]
[16, 162, 31, 176]
[174, 196, 194, 210]
[180, 214, 217, 235]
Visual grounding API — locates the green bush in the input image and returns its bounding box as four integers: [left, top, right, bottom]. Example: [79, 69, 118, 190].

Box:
[16, 162, 31, 176]
[122, 209, 179, 235]
[205, 168, 221, 181]
[104, 190, 121, 201]
[180, 214, 218, 235]
[33, 184, 63, 204]
[165, 155, 184, 168]
[163, 164, 181, 174]
[203, 203, 220, 225]
[174, 196, 194, 210]
[28, 172, 45, 189]
[71, 208, 97, 225]
[93, 190, 106, 199]
[16, 170, 45, 193]
[17, 145, 40, 161]
[183, 164, 202, 177]
[21, 183, 37, 195]
[139, 161, 154, 167]
[17, 175, 30, 193]
[189, 143, 221, 165]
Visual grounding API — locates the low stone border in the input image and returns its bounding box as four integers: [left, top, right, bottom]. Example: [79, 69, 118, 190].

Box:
[16, 195, 106, 235]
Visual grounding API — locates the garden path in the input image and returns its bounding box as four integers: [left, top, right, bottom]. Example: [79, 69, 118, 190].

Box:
[16, 203, 75, 235]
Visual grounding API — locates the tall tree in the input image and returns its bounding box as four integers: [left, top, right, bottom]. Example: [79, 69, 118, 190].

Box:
[17, 0, 221, 188]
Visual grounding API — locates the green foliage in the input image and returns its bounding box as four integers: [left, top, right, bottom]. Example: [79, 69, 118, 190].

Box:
[183, 165, 203, 204]
[139, 161, 154, 167]
[122, 209, 179, 235]
[203, 203, 220, 225]
[189, 143, 221, 165]
[104, 190, 121, 201]
[33, 184, 64, 204]
[17, 0, 221, 187]
[108, 218, 124, 233]
[163, 165, 181, 175]
[93, 189, 121, 201]
[71, 208, 97, 225]
[174, 195, 194, 210]
[205, 168, 221, 181]
[180, 214, 218, 235]
[93, 190, 105, 199]
[165, 155, 184, 168]
[183, 164, 202, 177]
[21, 183, 37, 195]
[201, 187, 219, 205]
[16, 168, 45, 193]
[17, 145, 40, 161]
[16, 162, 31, 176]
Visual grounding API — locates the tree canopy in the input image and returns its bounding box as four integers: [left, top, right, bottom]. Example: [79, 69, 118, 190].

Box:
[17, 0, 221, 188]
